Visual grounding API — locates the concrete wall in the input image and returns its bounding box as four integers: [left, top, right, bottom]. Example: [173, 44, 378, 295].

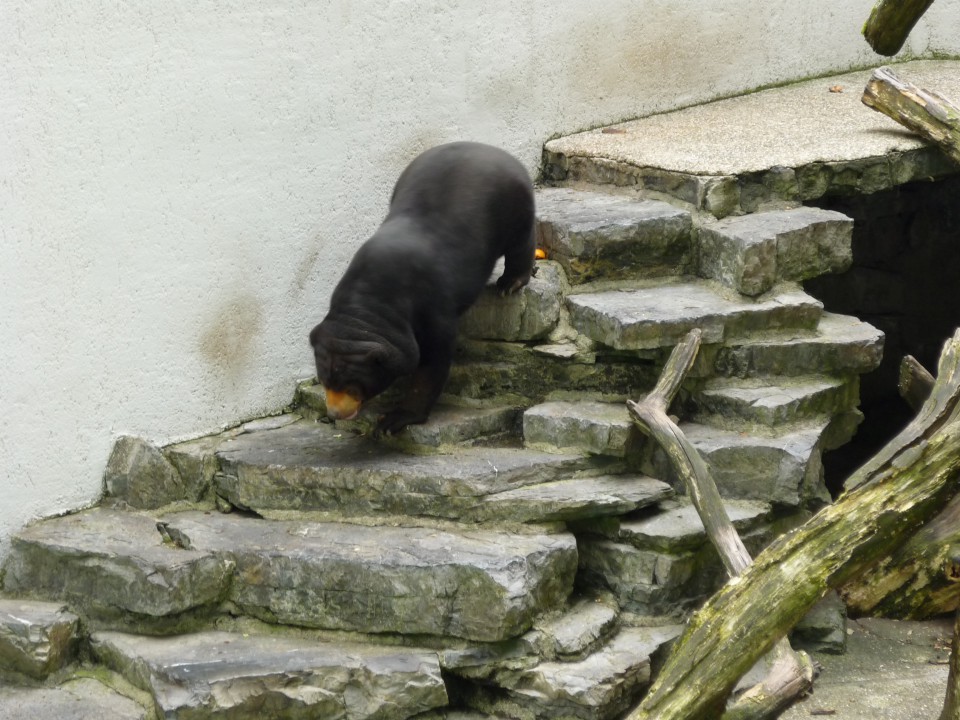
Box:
[1, 0, 956, 554]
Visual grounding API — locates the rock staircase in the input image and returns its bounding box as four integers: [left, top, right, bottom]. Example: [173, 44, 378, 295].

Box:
[0, 128, 888, 719]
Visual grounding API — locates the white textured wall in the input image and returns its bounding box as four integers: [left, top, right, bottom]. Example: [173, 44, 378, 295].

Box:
[0, 0, 955, 554]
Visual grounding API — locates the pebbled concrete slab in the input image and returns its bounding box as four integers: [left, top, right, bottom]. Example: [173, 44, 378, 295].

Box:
[568, 281, 822, 350]
[535, 187, 693, 283]
[0, 678, 148, 720]
[781, 618, 954, 720]
[0, 599, 80, 678]
[544, 60, 960, 215]
[92, 630, 447, 720]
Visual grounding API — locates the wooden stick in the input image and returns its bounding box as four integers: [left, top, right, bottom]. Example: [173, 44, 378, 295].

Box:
[862, 66, 960, 167]
[863, 0, 936, 56]
[900, 354, 935, 412]
[940, 557, 960, 720]
[627, 330, 813, 719]
[628, 328, 960, 720]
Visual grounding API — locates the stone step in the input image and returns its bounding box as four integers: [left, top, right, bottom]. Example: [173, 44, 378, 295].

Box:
[457, 625, 682, 720]
[1, 508, 577, 642]
[0, 599, 80, 679]
[523, 400, 640, 457]
[92, 629, 447, 720]
[696, 312, 884, 378]
[698, 207, 853, 296]
[577, 498, 795, 615]
[568, 281, 822, 351]
[692, 375, 859, 427]
[646, 421, 834, 507]
[211, 420, 612, 521]
[459, 260, 564, 342]
[0, 678, 148, 720]
[534, 187, 694, 284]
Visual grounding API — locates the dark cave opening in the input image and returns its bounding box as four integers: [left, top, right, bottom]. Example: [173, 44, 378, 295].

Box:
[805, 175, 960, 496]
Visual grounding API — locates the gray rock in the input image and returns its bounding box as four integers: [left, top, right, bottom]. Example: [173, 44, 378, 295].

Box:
[694, 375, 859, 426]
[214, 421, 591, 520]
[617, 498, 771, 554]
[0, 599, 79, 678]
[1, 508, 234, 625]
[535, 188, 693, 283]
[791, 591, 847, 655]
[460, 261, 563, 341]
[648, 422, 830, 506]
[0, 678, 148, 720]
[703, 312, 884, 378]
[479, 474, 673, 523]
[699, 208, 853, 296]
[462, 626, 682, 720]
[530, 600, 619, 660]
[104, 435, 193, 508]
[92, 630, 447, 720]
[523, 401, 641, 457]
[568, 282, 822, 350]
[403, 404, 520, 447]
[166, 511, 577, 642]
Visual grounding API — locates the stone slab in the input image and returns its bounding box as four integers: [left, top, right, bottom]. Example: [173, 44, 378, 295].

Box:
[403, 404, 520, 448]
[0, 599, 80, 678]
[694, 375, 858, 426]
[214, 421, 590, 519]
[92, 630, 447, 720]
[1, 508, 234, 624]
[699, 207, 852, 296]
[460, 261, 563, 341]
[523, 400, 639, 457]
[649, 421, 830, 507]
[462, 626, 682, 720]
[0, 678, 148, 720]
[528, 600, 619, 661]
[568, 282, 822, 350]
[617, 498, 770, 554]
[479, 474, 673, 523]
[165, 511, 578, 642]
[104, 435, 195, 509]
[534, 188, 693, 283]
[702, 312, 884, 378]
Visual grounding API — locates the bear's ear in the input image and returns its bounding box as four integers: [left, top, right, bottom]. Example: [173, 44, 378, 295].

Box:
[369, 343, 418, 376]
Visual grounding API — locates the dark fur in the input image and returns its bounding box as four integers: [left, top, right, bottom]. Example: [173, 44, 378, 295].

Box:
[310, 141, 535, 434]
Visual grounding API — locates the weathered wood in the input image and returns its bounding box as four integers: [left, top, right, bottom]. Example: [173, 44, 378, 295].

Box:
[900, 354, 935, 412]
[862, 66, 960, 166]
[843, 490, 960, 618]
[628, 329, 960, 720]
[863, 0, 936, 56]
[941, 560, 960, 720]
[627, 330, 812, 719]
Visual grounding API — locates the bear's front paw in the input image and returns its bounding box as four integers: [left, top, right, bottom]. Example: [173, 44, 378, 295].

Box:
[375, 408, 429, 437]
[495, 272, 532, 297]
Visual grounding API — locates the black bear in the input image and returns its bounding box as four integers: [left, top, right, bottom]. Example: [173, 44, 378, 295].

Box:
[309, 141, 535, 435]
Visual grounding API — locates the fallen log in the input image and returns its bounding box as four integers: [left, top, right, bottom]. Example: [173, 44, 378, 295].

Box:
[862, 66, 960, 166]
[627, 329, 960, 720]
[863, 0, 936, 56]
[627, 331, 813, 719]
